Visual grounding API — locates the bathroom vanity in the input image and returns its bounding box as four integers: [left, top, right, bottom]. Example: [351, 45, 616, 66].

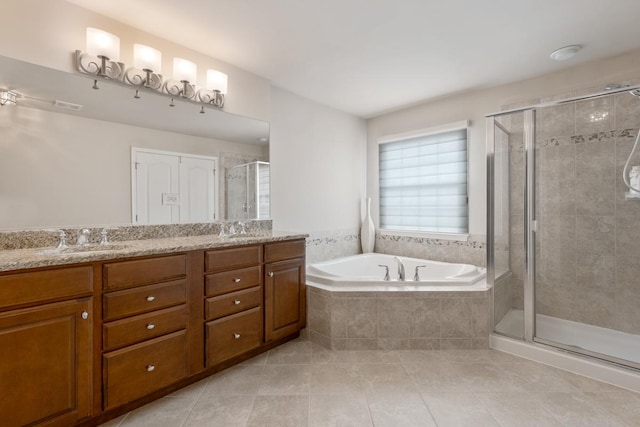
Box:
[0, 231, 306, 426]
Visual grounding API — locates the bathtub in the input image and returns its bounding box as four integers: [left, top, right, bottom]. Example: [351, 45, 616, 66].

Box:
[306, 253, 487, 292]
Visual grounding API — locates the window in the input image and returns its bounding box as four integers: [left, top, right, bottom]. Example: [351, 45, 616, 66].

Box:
[378, 122, 468, 234]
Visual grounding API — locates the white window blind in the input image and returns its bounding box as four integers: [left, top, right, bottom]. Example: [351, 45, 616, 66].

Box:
[379, 127, 468, 234]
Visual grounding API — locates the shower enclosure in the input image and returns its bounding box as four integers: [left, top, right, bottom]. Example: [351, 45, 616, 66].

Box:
[487, 86, 640, 370]
[226, 161, 270, 220]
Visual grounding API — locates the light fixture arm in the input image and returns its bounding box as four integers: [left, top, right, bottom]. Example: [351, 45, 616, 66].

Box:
[75, 50, 124, 80]
[124, 67, 163, 90]
[197, 89, 225, 108]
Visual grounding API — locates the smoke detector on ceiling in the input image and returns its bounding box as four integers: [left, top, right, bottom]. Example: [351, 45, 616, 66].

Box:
[550, 45, 582, 61]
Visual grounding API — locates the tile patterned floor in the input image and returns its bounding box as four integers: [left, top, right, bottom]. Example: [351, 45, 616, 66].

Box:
[100, 339, 640, 427]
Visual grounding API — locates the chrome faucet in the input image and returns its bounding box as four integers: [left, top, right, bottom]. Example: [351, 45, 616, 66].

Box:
[378, 264, 390, 281]
[414, 265, 427, 281]
[393, 256, 405, 281]
[76, 229, 90, 246]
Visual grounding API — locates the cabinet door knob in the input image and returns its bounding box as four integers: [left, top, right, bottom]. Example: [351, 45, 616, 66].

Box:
[233, 278, 241, 283]
[268, 272, 274, 277]
[146, 323, 155, 330]
[146, 296, 155, 302]
[146, 364, 155, 372]
[234, 333, 241, 339]
[81, 311, 89, 320]
[234, 300, 241, 305]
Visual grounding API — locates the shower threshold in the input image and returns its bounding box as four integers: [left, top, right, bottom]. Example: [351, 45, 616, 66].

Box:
[496, 309, 640, 366]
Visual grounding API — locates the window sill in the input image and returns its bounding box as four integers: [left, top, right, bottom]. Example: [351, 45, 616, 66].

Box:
[378, 229, 470, 242]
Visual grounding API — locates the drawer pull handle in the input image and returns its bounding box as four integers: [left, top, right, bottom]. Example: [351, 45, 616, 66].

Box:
[234, 333, 241, 339]
[147, 323, 155, 330]
[81, 311, 89, 320]
[146, 296, 155, 302]
[234, 300, 241, 305]
[233, 278, 241, 283]
[146, 364, 155, 372]
[268, 272, 274, 277]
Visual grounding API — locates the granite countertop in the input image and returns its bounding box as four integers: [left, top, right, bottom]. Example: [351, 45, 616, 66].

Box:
[0, 231, 308, 273]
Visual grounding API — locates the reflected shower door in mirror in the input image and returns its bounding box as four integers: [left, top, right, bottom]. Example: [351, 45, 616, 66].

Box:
[0, 55, 270, 229]
[226, 161, 270, 220]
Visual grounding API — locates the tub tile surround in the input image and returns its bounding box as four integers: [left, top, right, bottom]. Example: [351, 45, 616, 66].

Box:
[375, 232, 486, 267]
[305, 229, 361, 264]
[307, 286, 491, 351]
[497, 89, 640, 337]
[98, 338, 640, 427]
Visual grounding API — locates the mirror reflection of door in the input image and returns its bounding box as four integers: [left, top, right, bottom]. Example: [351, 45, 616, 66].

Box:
[132, 148, 217, 224]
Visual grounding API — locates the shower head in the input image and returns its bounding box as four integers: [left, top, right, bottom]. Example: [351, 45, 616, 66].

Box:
[630, 89, 640, 97]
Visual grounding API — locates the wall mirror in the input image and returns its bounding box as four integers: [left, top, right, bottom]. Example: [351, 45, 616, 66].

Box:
[0, 55, 270, 229]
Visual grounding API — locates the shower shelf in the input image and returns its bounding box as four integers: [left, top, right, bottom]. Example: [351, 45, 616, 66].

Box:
[624, 192, 640, 201]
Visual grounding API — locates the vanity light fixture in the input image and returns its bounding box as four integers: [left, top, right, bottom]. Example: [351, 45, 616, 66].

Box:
[75, 28, 228, 110]
[76, 28, 124, 86]
[0, 90, 18, 106]
[197, 69, 228, 108]
[163, 58, 197, 100]
[124, 44, 163, 91]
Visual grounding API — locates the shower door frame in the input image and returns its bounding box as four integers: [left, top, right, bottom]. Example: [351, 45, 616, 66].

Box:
[487, 84, 640, 370]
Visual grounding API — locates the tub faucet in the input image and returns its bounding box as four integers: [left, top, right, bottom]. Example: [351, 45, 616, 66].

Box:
[77, 229, 90, 246]
[393, 256, 405, 281]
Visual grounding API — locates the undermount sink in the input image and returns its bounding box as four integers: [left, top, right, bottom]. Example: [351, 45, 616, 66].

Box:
[40, 244, 129, 255]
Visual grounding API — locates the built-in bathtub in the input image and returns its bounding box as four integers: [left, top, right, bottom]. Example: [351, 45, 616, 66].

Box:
[306, 253, 487, 292]
[305, 254, 491, 350]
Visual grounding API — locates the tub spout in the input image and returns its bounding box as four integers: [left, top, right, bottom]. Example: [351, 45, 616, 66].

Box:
[393, 256, 405, 281]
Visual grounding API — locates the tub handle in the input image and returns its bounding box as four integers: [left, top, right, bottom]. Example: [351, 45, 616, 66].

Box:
[378, 264, 390, 281]
[414, 265, 427, 281]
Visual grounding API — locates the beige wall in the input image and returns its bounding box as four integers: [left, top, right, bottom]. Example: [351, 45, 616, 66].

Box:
[269, 87, 367, 233]
[367, 48, 640, 238]
[0, 0, 270, 121]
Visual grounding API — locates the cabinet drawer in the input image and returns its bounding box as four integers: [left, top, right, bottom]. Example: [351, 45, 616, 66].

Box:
[103, 280, 186, 321]
[206, 307, 262, 366]
[103, 330, 186, 410]
[0, 266, 92, 310]
[205, 286, 262, 321]
[205, 246, 261, 273]
[103, 305, 187, 351]
[205, 267, 260, 297]
[103, 255, 186, 290]
[264, 240, 306, 263]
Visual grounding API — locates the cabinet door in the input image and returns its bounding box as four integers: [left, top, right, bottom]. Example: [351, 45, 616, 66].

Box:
[264, 258, 305, 342]
[0, 298, 92, 426]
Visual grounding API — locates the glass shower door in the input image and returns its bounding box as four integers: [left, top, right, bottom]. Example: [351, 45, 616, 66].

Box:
[533, 93, 640, 368]
[489, 112, 527, 340]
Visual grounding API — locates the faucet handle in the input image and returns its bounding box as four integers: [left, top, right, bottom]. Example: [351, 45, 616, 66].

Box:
[378, 264, 390, 281]
[56, 230, 69, 250]
[99, 228, 109, 245]
[414, 265, 427, 281]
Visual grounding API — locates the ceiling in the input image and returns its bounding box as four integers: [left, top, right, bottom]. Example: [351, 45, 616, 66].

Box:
[65, 0, 640, 118]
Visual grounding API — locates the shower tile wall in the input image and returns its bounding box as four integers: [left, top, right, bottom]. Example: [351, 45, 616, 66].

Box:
[506, 93, 640, 335]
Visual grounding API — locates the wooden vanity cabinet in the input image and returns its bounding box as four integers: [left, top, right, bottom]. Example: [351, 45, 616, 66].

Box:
[101, 254, 188, 410]
[264, 240, 306, 342]
[204, 245, 263, 367]
[0, 266, 93, 427]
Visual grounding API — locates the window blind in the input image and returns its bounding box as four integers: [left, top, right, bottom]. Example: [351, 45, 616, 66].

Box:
[379, 127, 468, 234]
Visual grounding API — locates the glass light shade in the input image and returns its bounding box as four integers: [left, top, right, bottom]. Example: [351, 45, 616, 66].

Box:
[173, 58, 197, 83]
[86, 28, 120, 61]
[133, 44, 161, 72]
[206, 70, 228, 94]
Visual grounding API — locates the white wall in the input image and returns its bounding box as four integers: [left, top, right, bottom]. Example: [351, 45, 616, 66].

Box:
[0, 107, 266, 229]
[270, 87, 367, 233]
[0, 0, 270, 121]
[367, 48, 640, 239]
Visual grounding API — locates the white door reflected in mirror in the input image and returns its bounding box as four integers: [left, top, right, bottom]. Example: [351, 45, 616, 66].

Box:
[133, 148, 217, 224]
